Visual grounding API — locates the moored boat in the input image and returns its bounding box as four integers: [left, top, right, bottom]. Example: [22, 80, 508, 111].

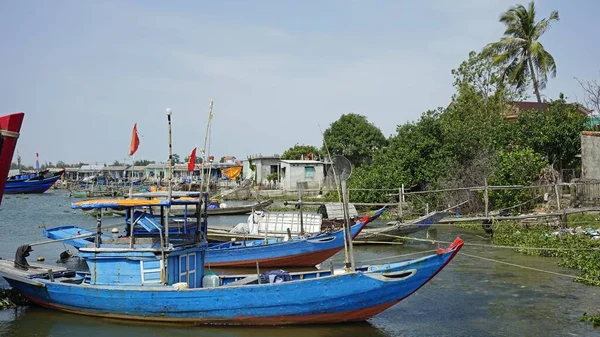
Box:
[0, 193, 463, 325]
[43, 199, 385, 268]
[5, 169, 64, 194]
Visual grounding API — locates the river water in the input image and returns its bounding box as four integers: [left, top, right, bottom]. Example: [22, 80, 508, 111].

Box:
[0, 191, 598, 336]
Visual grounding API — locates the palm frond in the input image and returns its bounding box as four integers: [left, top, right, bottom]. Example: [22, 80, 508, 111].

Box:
[533, 10, 560, 40]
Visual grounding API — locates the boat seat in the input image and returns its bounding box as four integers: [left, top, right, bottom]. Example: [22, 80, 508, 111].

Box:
[132, 211, 163, 233]
[225, 275, 258, 286]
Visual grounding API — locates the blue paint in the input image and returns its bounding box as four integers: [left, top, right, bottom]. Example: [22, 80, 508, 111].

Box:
[5, 170, 63, 194]
[1, 242, 462, 324]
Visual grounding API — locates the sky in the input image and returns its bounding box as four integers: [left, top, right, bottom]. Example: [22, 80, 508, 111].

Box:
[1, 0, 599, 166]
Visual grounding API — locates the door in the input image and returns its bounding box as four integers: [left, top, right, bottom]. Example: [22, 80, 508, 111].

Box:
[179, 253, 197, 288]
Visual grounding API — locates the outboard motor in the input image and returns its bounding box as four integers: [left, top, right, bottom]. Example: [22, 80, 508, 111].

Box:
[14, 245, 33, 270]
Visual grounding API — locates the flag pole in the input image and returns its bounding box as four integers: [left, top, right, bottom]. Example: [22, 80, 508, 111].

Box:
[129, 154, 135, 198]
[165, 108, 173, 247]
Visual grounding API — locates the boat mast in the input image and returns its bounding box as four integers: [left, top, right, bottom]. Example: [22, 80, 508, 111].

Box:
[165, 108, 173, 247]
[199, 100, 214, 194]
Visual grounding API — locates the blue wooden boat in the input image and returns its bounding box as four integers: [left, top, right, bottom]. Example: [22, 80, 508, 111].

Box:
[5, 169, 64, 194]
[43, 201, 384, 268]
[0, 194, 464, 325]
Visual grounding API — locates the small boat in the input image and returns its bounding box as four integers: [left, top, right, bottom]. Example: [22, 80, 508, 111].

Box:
[356, 211, 450, 242]
[5, 169, 64, 194]
[127, 192, 274, 216]
[0, 112, 24, 202]
[0, 193, 463, 325]
[43, 200, 385, 268]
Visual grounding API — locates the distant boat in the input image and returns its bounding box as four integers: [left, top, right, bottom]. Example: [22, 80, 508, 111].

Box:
[0, 112, 24, 202]
[5, 169, 64, 194]
[355, 211, 450, 242]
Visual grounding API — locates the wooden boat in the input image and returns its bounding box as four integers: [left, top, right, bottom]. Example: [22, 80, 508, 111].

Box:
[356, 211, 450, 242]
[43, 201, 385, 268]
[127, 192, 274, 216]
[0, 193, 463, 325]
[5, 169, 64, 194]
[0, 112, 24, 203]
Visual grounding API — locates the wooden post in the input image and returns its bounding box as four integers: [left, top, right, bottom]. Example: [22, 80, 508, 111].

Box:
[554, 184, 561, 210]
[95, 209, 102, 248]
[48, 269, 54, 282]
[398, 185, 404, 222]
[298, 187, 304, 235]
[256, 261, 261, 284]
[484, 178, 489, 218]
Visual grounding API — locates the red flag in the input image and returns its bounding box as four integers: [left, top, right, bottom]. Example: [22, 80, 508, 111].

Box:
[129, 123, 140, 156]
[187, 148, 197, 172]
[36, 152, 39, 157]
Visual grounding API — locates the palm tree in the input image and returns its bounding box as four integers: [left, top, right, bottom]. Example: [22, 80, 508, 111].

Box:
[483, 1, 559, 110]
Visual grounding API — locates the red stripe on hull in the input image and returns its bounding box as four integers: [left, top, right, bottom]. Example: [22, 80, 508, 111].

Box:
[207, 247, 342, 268]
[27, 295, 402, 325]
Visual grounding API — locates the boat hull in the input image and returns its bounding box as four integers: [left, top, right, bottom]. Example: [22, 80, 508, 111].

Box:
[1, 238, 463, 325]
[5, 172, 63, 194]
[0, 112, 24, 203]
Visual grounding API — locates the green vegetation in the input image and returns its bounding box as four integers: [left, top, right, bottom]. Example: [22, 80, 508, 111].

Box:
[316, 2, 587, 216]
[491, 222, 600, 286]
[0, 288, 29, 308]
[281, 144, 321, 160]
[580, 311, 600, 328]
[322, 113, 387, 168]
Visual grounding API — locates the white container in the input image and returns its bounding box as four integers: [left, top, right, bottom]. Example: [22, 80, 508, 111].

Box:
[202, 272, 221, 288]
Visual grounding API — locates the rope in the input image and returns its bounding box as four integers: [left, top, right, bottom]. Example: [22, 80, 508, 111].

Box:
[0, 130, 19, 138]
[376, 233, 600, 251]
[459, 252, 599, 285]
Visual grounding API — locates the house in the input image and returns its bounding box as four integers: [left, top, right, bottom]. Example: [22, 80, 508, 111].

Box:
[102, 165, 129, 179]
[144, 163, 169, 181]
[504, 101, 592, 122]
[77, 165, 104, 180]
[124, 166, 145, 179]
[279, 160, 324, 191]
[243, 154, 281, 184]
[581, 131, 600, 180]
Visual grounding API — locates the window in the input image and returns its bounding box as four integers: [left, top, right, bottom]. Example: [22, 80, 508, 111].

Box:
[305, 166, 315, 178]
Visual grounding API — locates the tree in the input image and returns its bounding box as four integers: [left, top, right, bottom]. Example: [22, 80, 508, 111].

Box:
[322, 113, 387, 167]
[56, 161, 67, 168]
[134, 159, 155, 166]
[576, 75, 600, 114]
[172, 154, 181, 164]
[488, 146, 547, 211]
[483, 1, 559, 109]
[111, 160, 123, 166]
[281, 144, 321, 160]
[183, 155, 202, 164]
[512, 95, 587, 170]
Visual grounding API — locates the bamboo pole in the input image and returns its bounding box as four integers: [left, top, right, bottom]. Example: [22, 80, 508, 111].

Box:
[484, 178, 489, 218]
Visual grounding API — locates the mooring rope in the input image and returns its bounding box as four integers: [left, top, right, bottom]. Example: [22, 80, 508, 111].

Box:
[376, 233, 600, 251]
[459, 252, 599, 285]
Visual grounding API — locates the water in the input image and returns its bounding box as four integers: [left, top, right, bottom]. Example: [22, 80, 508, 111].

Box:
[0, 192, 598, 336]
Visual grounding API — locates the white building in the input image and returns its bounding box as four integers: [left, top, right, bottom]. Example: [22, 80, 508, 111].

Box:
[279, 160, 324, 191]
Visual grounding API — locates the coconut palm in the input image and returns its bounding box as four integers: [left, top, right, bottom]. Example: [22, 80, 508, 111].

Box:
[483, 1, 559, 110]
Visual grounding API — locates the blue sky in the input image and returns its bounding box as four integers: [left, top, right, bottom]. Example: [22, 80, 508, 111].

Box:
[1, 0, 599, 165]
